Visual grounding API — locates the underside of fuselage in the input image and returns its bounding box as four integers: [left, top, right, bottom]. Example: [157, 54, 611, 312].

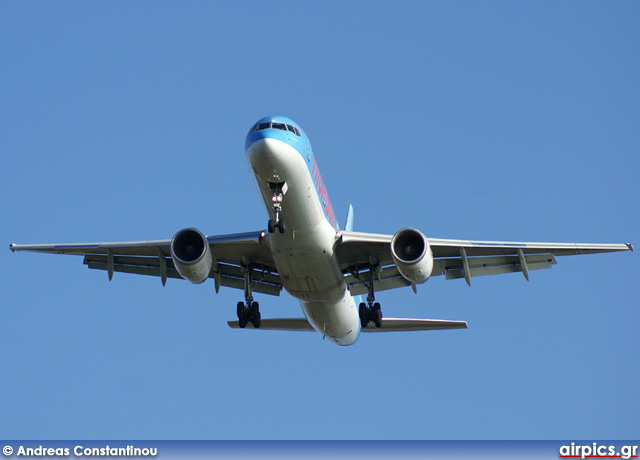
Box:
[246, 125, 360, 345]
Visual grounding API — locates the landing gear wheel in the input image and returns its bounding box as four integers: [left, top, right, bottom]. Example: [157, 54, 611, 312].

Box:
[373, 302, 382, 328]
[251, 301, 261, 328]
[237, 301, 247, 328]
[268, 219, 275, 233]
[359, 302, 368, 328]
[278, 220, 286, 233]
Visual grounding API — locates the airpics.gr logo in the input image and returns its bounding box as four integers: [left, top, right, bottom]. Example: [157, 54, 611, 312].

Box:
[559, 442, 638, 459]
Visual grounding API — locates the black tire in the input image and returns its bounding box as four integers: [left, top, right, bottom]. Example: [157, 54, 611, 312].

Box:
[268, 219, 275, 233]
[359, 302, 368, 328]
[251, 301, 261, 328]
[237, 301, 247, 328]
[374, 303, 382, 328]
[278, 220, 286, 233]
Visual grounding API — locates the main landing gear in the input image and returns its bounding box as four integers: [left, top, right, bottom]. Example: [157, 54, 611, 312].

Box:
[267, 181, 286, 234]
[358, 263, 383, 328]
[359, 300, 383, 328]
[237, 300, 261, 329]
[236, 264, 261, 328]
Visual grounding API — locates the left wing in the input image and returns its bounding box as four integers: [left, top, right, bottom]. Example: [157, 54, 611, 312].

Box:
[335, 231, 633, 292]
[10, 231, 283, 296]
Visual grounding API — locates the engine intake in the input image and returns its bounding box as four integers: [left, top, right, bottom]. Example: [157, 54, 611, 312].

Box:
[170, 228, 213, 284]
[391, 228, 433, 285]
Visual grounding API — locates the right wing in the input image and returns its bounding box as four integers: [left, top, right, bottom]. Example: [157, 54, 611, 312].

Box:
[10, 231, 283, 296]
[335, 230, 632, 292]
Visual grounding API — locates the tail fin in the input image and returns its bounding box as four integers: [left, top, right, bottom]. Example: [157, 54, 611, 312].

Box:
[344, 204, 354, 232]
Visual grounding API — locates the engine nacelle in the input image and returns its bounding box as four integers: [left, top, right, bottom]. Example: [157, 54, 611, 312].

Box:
[170, 228, 213, 284]
[390, 228, 433, 285]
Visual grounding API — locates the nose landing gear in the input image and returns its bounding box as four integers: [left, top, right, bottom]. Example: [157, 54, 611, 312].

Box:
[267, 181, 286, 234]
[268, 218, 285, 234]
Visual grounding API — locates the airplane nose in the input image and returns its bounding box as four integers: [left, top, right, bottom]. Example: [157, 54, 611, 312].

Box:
[245, 123, 277, 152]
[246, 137, 289, 170]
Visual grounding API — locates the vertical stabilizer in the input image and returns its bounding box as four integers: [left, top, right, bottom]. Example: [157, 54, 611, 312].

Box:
[344, 204, 354, 232]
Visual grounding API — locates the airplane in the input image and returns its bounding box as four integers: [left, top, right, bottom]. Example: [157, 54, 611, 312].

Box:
[10, 116, 633, 346]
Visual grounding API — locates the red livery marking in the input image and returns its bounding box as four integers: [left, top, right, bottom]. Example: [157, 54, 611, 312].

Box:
[311, 158, 338, 229]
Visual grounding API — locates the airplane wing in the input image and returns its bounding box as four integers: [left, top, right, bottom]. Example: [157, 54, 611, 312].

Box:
[228, 318, 315, 331]
[227, 317, 467, 332]
[9, 231, 283, 296]
[335, 231, 633, 291]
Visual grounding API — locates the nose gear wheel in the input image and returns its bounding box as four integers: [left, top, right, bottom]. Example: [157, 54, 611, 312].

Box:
[267, 182, 286, 233]
[268, 218, 285, 234]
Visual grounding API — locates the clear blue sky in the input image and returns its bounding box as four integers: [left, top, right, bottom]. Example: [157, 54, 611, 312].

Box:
[1, 1, 638, 440]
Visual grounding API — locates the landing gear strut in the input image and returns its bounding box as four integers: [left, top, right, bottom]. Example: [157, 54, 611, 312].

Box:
[358, 263, 383, 328]
[267, 181, 286, 233]
[236, 264, 261, 328]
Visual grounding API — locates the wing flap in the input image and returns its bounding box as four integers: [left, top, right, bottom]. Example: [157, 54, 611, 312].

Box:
[345, 264, 412, 296]
[347, 275, 410, 296]
[86, 260, 184, 281]
[439, 253, 557, 280]
[84, 254, 282, 296]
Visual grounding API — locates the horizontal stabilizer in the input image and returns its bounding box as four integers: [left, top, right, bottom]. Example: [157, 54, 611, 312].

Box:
[361, 318, 467, 332]
[227, 318, 315, 331]
[228, 317, 467, 332]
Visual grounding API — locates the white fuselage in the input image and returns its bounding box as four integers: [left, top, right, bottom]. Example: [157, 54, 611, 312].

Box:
[246, 138, 360, 345]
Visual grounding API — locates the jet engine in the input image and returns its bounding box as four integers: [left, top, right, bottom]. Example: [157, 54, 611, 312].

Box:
[170, 228, 213, 284]
[390, 228, 433, 285]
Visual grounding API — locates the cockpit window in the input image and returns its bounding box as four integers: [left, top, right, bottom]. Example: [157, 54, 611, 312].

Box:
[252, 121, 301, 137]
[286, 125, 301, 136]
